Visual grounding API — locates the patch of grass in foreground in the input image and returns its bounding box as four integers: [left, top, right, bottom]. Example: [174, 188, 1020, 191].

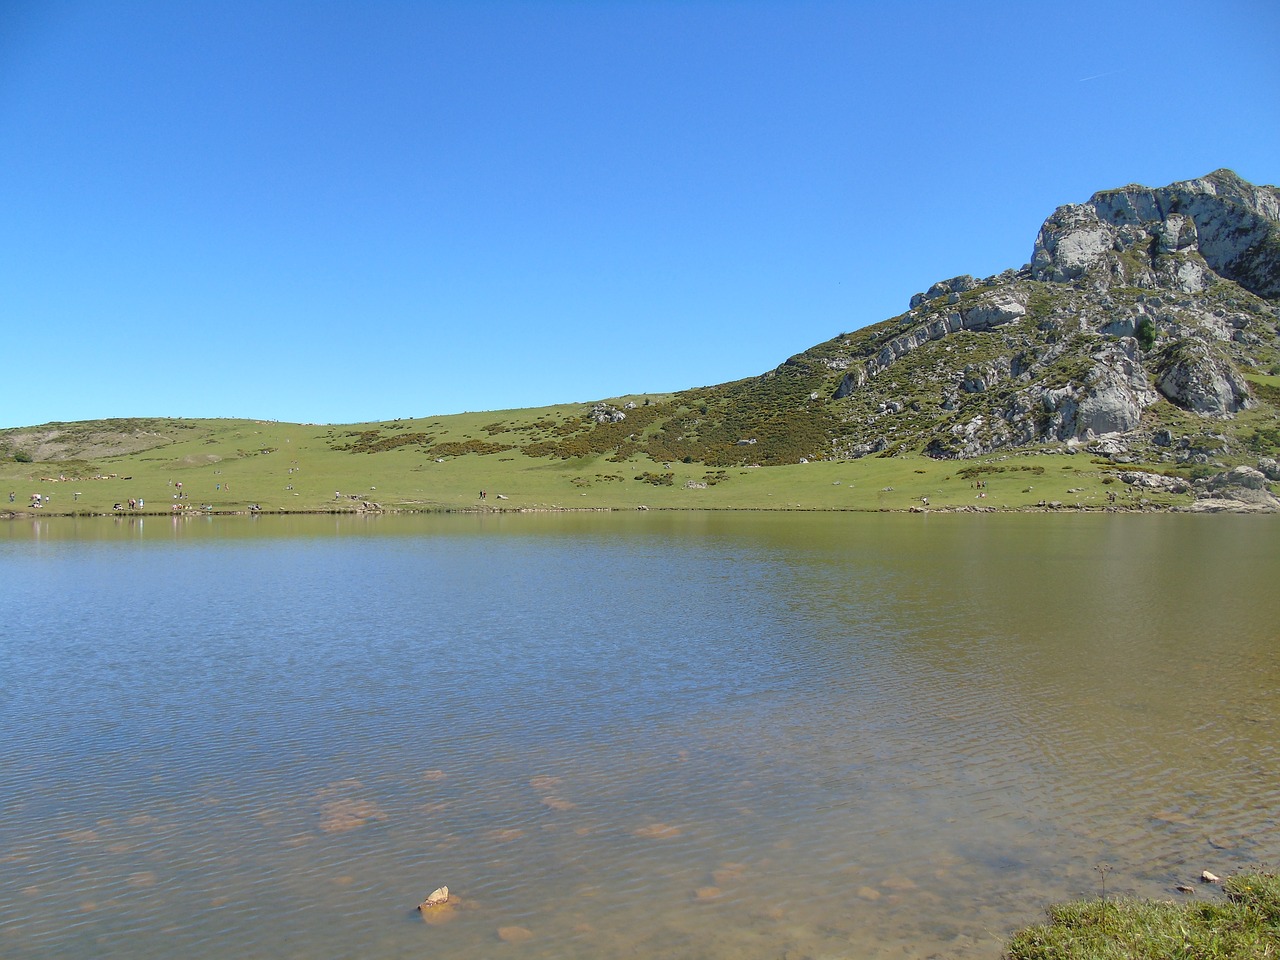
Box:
[1005, 872, 1280, 960]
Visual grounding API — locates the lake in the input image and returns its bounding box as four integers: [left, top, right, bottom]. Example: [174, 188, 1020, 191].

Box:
[2, 511, 1277, 959]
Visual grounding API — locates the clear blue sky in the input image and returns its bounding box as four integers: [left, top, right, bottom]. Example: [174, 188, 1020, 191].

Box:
[3, 0, 1278, 428]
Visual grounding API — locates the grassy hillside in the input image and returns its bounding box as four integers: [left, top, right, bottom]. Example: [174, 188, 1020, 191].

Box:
[7, 170, 1279, 518]
[0, 404, 1203, 516]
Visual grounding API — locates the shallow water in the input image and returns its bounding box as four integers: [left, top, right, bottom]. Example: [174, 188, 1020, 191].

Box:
[1, 512, 1277, 959]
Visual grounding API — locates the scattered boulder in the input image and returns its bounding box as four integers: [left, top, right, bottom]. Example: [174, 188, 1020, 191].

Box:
[1208, 465, 1269, 491]
[1188, 465, 1280, 512]
[1118, 471, 1189, 494]
[960, 295, 1026, 330]
[589, 403, 626, 424]
[418, 886, 449, 910]
[1087, 437, 1128, 456]
[417, 886, 460, 924]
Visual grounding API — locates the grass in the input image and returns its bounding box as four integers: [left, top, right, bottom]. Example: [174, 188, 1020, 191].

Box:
[1006, 872, 1280, 960]
[5, 262, 1279, 514]
[0, 406, 1199, 517]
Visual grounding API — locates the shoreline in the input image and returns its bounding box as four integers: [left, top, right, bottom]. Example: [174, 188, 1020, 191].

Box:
[5, 499, 1275, 520]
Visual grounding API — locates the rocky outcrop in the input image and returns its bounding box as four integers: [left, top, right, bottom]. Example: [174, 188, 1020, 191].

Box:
[1031, 204, 1120, 284]
[589, 403, 626, 424]
[1187, 465, 1280, 512]
[832, 291, 1028, 398]
[924, 414, 1014, 460]
[1030, 340, 1159, 440]
[910, 274, 979, 308]
[806, 170, 1280, 463]
[1152, 338, 1252, 415]
[1032, 169, 1280, 298]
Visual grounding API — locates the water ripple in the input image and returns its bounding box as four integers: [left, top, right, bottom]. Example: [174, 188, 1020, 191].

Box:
[1, 514, 1278, 959]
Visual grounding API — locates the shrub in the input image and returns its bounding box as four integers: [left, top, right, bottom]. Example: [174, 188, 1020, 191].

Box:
[633, 471, 673, 486]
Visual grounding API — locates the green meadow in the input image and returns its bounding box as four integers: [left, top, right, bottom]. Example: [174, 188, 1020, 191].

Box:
[1, 400, 1191, 516]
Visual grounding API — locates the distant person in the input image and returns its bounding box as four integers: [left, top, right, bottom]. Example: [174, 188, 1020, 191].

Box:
[8, 491, 13, 503]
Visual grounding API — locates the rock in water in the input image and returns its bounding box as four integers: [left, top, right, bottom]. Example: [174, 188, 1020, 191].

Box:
[418, 886, 449, 910]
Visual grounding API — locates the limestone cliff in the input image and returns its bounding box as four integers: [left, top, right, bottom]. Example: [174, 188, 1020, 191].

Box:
[510, 170, 1280, 471]
[748, 169, 1280, 464]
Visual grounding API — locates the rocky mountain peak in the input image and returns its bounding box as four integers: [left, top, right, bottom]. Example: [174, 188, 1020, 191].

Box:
[716, 169, 1280, 464]
[1030, 168, 1280, 298]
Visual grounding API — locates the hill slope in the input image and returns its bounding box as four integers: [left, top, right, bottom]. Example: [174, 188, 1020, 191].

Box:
[438, 168, 1280, 469]
[3, 170, 1279, 515]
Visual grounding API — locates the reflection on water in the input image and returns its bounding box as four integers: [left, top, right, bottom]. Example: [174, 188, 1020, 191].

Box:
[1, 512, 1278, 959]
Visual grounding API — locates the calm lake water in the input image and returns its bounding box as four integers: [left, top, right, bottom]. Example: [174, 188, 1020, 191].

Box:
[2, 512, 1277, 959]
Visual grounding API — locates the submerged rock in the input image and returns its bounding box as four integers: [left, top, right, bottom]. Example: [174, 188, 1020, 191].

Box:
[632, 822, 682, 839]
